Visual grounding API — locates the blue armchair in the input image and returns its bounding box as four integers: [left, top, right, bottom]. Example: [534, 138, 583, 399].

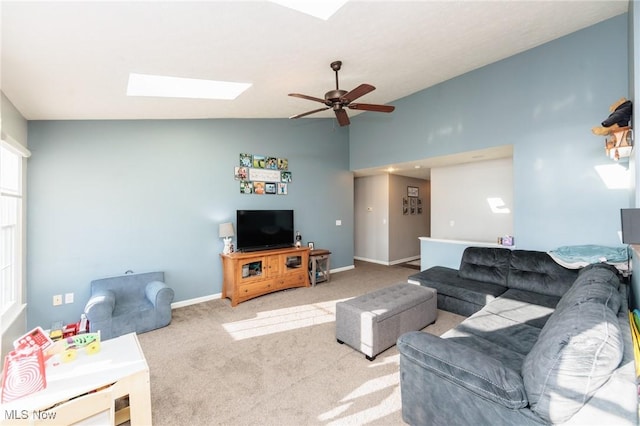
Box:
[84, 271, 174, 340]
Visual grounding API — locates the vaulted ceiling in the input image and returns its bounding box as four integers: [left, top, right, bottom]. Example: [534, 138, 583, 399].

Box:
[1, 1, 628, 121]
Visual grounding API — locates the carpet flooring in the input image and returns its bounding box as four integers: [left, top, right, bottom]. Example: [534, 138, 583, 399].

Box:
[136, 261, 464, 425]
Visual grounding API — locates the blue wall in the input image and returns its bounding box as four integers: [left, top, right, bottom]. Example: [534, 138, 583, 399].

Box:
[27, 119, 352, 328]
[26, 14, 635, 328]
[351, 14, 631, 251]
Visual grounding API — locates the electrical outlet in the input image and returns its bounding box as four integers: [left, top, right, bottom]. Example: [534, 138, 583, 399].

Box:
[65, 293, 74, 304]
[53, 295, 62, 306]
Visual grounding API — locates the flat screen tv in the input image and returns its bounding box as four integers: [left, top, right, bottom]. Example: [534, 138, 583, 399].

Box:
[236, 209, 294, 252]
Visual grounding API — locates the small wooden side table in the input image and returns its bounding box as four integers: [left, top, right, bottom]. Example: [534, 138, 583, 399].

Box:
[309, 249, 331, 286]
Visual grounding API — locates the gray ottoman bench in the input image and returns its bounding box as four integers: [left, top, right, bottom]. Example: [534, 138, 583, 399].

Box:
[336, 283, 437, 361]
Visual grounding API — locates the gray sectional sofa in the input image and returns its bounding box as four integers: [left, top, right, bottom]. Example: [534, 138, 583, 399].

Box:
[399, 247, 637, 425]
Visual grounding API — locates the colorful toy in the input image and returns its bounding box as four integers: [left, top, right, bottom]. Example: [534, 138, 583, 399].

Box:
[45, 332, 101, 363]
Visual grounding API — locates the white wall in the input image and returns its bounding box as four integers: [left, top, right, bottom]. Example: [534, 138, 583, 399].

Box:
[431, 157, 513, 242]
[354, 175, 389, 263]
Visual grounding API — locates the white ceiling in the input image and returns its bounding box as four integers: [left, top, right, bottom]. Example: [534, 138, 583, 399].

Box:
[1, 0, 628, 123]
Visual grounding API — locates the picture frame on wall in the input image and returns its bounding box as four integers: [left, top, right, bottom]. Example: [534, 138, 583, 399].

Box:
[253, 155, 266, 168]
[240, 181, 253, 194]
[240, 153, 252, 167]
[277, 183, 288, 195]
[265, 157, 278, 170]
[407, 186, 419, 197]
[265, 182, 277, 194]
[253, 181, 265, 195]
[234, 166, 248, 181]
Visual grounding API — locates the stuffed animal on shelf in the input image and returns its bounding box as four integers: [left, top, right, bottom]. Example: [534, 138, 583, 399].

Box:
[592, 97, 633, 136]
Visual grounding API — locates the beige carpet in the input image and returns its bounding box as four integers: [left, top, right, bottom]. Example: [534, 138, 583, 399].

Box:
[137, 261, 464, 425]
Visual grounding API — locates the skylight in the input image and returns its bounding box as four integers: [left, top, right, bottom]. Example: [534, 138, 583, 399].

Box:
[126, 73, 251, 100]
[270, 0, 348, 20]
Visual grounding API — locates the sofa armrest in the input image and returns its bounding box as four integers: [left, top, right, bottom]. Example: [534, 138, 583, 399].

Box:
[397, 331, 528, 409]
[145, 280, 174, 308]
[84, 289, 116, 322]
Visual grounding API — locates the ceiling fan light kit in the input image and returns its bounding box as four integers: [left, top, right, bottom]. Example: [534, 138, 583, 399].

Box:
[289, 60, 395, 126]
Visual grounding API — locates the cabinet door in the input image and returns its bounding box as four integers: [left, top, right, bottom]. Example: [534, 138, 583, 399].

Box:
[282, 254, 304, 275]
[237, 257, 265, 283]
[265, 255, 281, 278]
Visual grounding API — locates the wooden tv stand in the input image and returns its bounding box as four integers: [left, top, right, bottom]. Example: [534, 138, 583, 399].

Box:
[220, 246, 310, 306]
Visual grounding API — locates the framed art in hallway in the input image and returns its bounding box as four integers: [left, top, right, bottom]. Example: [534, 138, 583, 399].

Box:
[407, 186, 419, 197]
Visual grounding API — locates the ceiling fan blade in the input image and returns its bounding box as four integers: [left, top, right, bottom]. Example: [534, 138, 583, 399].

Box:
[341, 84, 375, 103]
[289, 107, 330, 119]
[288, 93, 327, 104]
[348, 103, 395, 113]
[335, 108, 350, 126]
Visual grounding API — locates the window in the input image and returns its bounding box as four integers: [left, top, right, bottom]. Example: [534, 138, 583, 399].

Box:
[0, 139, 27, 321]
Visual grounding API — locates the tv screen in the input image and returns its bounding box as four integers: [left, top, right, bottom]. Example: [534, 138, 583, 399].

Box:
[236, 210, 294, 252]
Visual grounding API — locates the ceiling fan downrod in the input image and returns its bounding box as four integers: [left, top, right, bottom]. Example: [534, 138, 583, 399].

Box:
[331, 60, 342, 90]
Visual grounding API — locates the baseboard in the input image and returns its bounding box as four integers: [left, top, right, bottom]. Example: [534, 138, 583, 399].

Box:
[354, 256, 390, 266]
[171, 293, 221, 309]
[354, 256, 419, 266]
[389, 255, 420, 265]
[331, 265, 354, 273]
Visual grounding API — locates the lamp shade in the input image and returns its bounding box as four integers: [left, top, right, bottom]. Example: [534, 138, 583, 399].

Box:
[219, 222, 235, 239]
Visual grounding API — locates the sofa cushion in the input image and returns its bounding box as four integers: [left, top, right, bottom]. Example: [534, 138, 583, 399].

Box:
[410, 266, 506, 307]
[522, 300, 623, 423]
[442, 310, 542, 373]
[458, 247, 511, 287]
[398, 331, 528, 410]
[483, 288, 560, 329]
[507, 250, 578, 297]
[555, 263, 621, 315]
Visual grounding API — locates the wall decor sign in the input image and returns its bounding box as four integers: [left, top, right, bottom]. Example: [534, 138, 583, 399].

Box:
[249, 168, 281, 182]
[236, 153, 291, 195]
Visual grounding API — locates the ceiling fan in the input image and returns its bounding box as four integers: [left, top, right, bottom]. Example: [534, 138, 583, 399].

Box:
[288, 61, 395, 127]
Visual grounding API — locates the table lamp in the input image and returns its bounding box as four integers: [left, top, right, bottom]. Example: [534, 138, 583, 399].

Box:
[219, 222, 235, 254]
